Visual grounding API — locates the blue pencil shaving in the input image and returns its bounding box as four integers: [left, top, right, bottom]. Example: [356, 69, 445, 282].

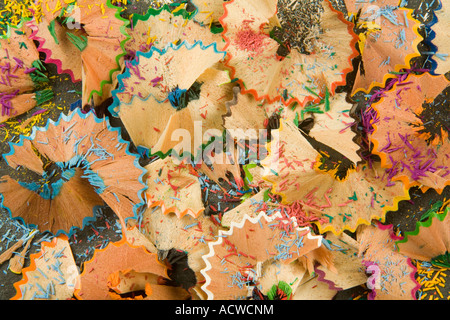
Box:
[136, 211, 144, 232]
[294, 235, 304, 249]
[435, 53, 448, 61]
[1, 229, 11, 243]
[197, 235, 207, 244]
[20, 229, 38, 243]
[50, 179, 65, 198]
[322, 238, 332, 250]
[378, 5, 402, 26]
[379, 56, 391, 67]
[36, 267, 48, 279]
[62, 156, 81, 170]
[72, 135, 87, 154]
[10, 252, 26, 259]
[50, 281, 56, 296]
[82, 169, 107, 194]
[36, 138, 49, 145]
[63, 121, 77, 134]
[183, 222, 198, 230]
[258, 219, 264, 229]
[63, 130, 73, 144]
[115, 142, 124, 151]
[61, 167, 76, 181]
[220, 268, 229, 274]
[273, 250, 293, 261]
[51, 260, 64, 277]
[54, 247, 66, 259]
[45, 282, 52, 297]
[40, 183, 52, 199]
[20, 286, 27, 300]
[111, 192, 120, 203]
[114, 220, 122, 233]
[35, 282, 47, 295]
[230, 271, 251, 289]
[395, 29, 406, 49]
[85, 136, 115, 162]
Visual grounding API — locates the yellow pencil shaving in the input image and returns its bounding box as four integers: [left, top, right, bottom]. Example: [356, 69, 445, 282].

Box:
[51, 0, 62, 14]
[147, 36, 157, 45]
[171, 5, 185, 13]
[432, 270, 442, 282]
[422, 287, 437, 291]
[418, 277, 427, 285]
[440, 198, 450, 211]
[436, 287, 444, 299]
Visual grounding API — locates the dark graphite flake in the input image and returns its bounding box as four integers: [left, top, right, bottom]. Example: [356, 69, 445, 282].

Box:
[412, 86, 450, 145]
[272, 0, 325, 56]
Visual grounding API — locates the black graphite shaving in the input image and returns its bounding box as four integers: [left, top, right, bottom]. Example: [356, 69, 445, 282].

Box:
[168, 81, 203, 111]
[412, 86, 450, 146]
[315, 151, 355, 181]
[160, 248, 197, 291]
[384, 185, 450, 235]
[298, 126, 356, 181]
[3, 144, 64, 188]
[273, 0, 325, 56]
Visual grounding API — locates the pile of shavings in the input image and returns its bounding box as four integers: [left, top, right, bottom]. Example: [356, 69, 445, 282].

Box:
[0, 0, 450, 302]
[413, 260, 450, 300]
[0, 0, 34, 37]
[0, 70, 82, 144]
